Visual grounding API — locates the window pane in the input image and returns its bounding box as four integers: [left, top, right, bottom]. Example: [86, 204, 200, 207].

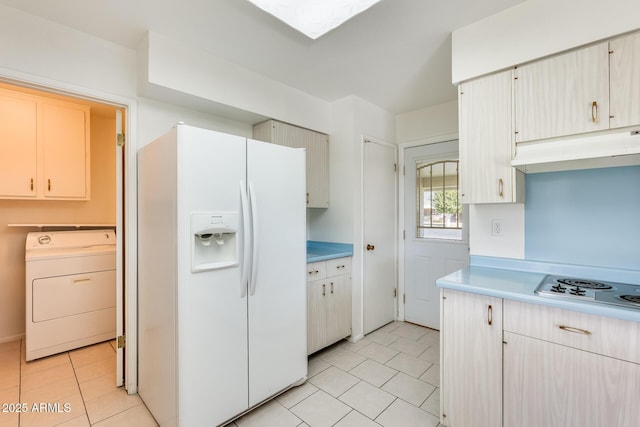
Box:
[416, 160, 462, 240]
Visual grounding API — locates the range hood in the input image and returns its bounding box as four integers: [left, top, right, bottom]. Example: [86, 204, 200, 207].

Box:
[511, 129, 640, 173]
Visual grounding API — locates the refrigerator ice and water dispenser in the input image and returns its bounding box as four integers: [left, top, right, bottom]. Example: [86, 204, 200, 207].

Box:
[191, 212, 239, 272]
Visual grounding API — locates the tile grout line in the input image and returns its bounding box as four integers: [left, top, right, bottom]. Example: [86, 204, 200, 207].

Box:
[68, 348, 91, 426]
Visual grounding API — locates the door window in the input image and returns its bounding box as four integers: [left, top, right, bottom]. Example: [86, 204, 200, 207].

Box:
[416, 160, 462, 240]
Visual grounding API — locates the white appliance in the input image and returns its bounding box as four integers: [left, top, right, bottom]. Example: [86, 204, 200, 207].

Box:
[137, 124, 307, 427]
[25, 229, 116, 361]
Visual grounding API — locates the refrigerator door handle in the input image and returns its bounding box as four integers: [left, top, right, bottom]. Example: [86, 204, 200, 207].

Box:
[240, 182, 251, 298]
[248, 182, 259, 296]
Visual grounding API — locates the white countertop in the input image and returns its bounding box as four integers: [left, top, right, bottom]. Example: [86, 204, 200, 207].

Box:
[437, 264, 640, 323]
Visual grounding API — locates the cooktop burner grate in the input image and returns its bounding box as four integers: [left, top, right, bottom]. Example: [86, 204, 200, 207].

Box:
[556, 278, 612, 289]
[620, 295, 640, 305]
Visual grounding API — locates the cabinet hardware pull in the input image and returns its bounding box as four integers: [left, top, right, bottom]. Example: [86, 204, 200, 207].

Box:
[330, 282, 334, 294]
[306, 192, 309, 204]
[366, 244, 375, 251]
[498, 179, 504, 198]
[322, 284, 326, 296]
[48, 179, 51, 191]
[30, 178, 34, 191]
[592, 101, 598, 123]
[487, 304, 493, 325]
[559, 325, 591, 335]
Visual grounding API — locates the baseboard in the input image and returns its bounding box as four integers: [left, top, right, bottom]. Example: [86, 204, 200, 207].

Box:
[0, 333, 24, 344]
[348, 333, 364, 343]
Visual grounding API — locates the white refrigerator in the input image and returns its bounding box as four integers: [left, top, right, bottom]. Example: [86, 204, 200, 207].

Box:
[137, 124, 307, 426]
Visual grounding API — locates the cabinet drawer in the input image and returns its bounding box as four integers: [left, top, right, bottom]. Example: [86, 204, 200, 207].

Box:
[326, 257, 351, 277]
[307, 262, 326, 281]
[504, 299, 640, 364]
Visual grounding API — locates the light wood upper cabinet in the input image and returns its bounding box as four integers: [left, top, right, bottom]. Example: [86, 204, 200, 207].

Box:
[459, 70, 524, 204]
[0, 90, 38, 198]
[514, 42, 610, 142]
[0, 88, 90, 200]
[253, 120, 329, 208]
[610, 31, 640, 129]
[441, 289, 503, 427]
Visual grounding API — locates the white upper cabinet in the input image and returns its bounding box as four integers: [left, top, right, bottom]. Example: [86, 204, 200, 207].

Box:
[41, 100, 90, 199]
[609, 31, 640, 129]
[253, 120, 329, 208]
[0, 90, 38, 198]
[459, 70, 524, 204]
[514, 42, 610, 143]
[0, 89, 90, 200]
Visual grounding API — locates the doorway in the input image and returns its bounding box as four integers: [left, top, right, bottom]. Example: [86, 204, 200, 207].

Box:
[0, 79, 131, 389]
[403, 141, 469, 329]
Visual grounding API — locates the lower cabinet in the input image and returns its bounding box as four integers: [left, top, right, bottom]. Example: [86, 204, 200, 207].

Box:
[503, 299, 640, 427]
[503, 332, 640, 427]
[441, 289, 640, 427]
[307, 257, 352, 355]
[440, 289, 503, 427]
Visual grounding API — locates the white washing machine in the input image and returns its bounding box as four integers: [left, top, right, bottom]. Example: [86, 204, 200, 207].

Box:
[25, 229, 116, 361]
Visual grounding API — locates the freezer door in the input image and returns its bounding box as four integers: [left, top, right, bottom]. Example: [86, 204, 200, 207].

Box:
[247, 139, 307, 407]
[176, 125, 250, 426]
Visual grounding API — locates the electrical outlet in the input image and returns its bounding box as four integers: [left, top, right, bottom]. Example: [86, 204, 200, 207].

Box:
[491, 219, 503, 236]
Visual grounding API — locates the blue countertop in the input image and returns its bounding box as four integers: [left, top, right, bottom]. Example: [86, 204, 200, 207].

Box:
[437, 257, 640, 323]
[307, 241, 353, 263]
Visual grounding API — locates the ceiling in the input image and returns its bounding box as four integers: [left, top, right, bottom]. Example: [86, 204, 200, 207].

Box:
[0, 0, 523, 114]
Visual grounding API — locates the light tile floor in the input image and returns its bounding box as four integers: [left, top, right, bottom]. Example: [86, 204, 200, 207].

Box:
[1, 321, 441, 427]
[0, 339, 157, 427]
[230, 321, 443, 427]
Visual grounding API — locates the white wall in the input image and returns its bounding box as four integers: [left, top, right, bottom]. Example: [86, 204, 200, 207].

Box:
[140, 32, 331, 133]
[0, 5, 136, 98]
[452, 0, 640, 83]
[396, 100, 458, 144]
[308, 95, 395, 341]
[137, 98, 252, 149]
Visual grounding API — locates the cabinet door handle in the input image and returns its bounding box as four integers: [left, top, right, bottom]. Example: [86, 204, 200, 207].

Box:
[592, 101, 598, 123]
[498, 179, 504, 198]
[30, 178, 34, 191]
[487, 304, 493, 326]
[306, 192, 309, 204]
[322, 283, 326, 296]
[330, 282, 334, 294]
[48, 179, 51, 191]
[559, 325, 591, 335]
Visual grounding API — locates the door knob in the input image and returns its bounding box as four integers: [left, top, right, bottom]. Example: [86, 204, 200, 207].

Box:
[366, 244, 375, 251]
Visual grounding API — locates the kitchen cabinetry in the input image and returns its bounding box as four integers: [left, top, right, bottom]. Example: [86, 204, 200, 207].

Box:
[440, 289, 502, 427]
[0, 90, 38, 198]
[307, 257, 352, 354]
[458, 70, 524, 203]
[503, 299, 640, 426]
[253, 120, 329, 208]
[610, 31, 640, 129]
[0, 88, 90, 200]
[514, 42, 610, 142]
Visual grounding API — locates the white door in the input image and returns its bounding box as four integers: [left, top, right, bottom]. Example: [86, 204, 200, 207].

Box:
[404, 141, 469, 329]
[247, 140, 307, 407]
[363, 138, 397, 334]
[115, 110, 124, 387]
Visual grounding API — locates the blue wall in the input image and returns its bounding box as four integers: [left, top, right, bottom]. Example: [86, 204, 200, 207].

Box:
[525, 166, 640, 270]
